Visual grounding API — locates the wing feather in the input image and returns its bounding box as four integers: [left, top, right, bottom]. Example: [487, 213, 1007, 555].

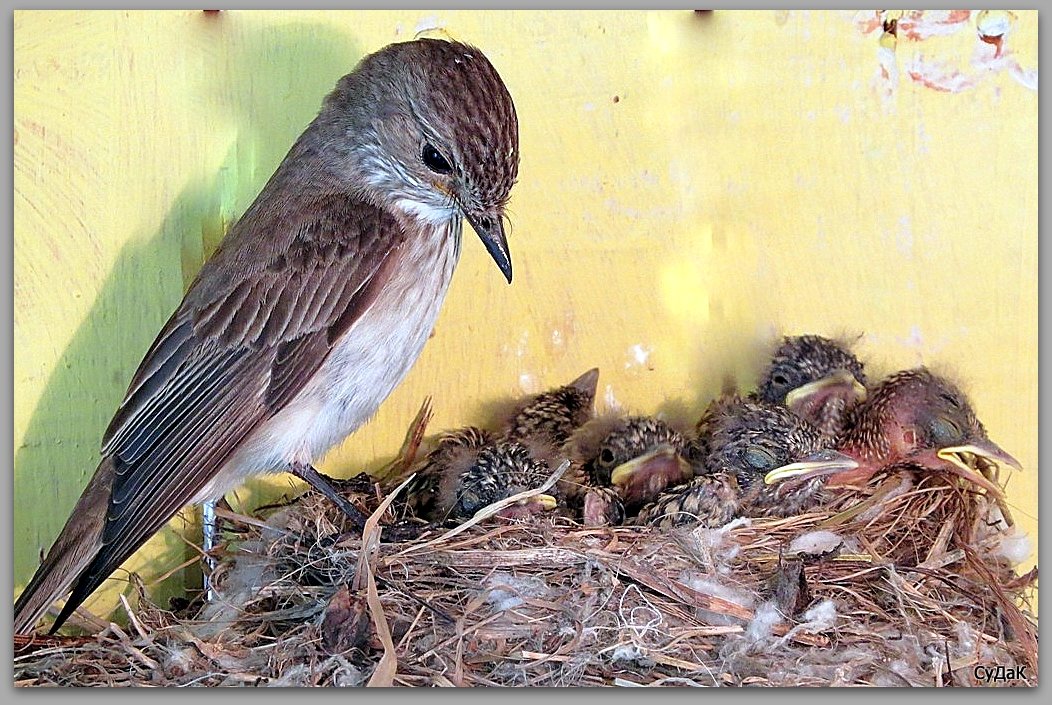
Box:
[56, 195, 412, 627]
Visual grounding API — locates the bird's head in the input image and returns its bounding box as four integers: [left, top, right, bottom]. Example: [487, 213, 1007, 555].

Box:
[756, 335, 867, 436]
[454, 443, 557, 519]
[503, 368, 600, 447]
[833, 368, 1020, 497]
[700, 399, 857, 500]
[322, 38, 519, 282]
[589, 416, 695, 509]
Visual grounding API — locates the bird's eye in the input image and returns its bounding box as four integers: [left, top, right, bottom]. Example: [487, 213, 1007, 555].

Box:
[772, 374, 789, 387]
[598, 448, 617, 466]
[742, 446, 778, 470]
[422, 143, 453, 174]
[930, 416, 962, 444]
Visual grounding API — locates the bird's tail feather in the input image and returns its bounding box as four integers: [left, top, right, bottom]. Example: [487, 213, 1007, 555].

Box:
[13, 457, 113, 635]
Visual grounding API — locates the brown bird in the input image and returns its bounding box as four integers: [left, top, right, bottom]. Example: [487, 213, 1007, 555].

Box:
[499, 367, 600, 446]
[15, 38, 520, 635]
[755, 334, 868, 440]
[636, 398, 858, 528]
[764, 368, 1021, 498]
[404, 433, 559, 522]
[562, 415, 697, 522]
[401, 368, 600, 523]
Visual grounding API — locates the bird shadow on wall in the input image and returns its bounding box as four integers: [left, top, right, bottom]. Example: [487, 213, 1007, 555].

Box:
[13, 17, 362, 618]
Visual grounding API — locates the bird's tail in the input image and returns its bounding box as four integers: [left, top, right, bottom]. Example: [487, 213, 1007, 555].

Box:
[13, 457, 113, 635]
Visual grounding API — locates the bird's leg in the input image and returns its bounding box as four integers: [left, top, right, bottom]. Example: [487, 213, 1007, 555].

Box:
[288, 462, 369, 533]
[200, 499, 218, 602]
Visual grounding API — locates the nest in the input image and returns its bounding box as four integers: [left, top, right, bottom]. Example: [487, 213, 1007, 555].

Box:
[14, 460, 1037, 687]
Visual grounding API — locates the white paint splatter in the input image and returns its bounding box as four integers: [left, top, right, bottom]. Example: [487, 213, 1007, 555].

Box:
[1010, 64, 1039, 91]
[603, 385, 623, 414]
[903, 324, 925, 350]
[896, 214, 913, 256]
[625, 344, 653, 370]
[551, 329, 563, 348]
[516, 330, 529, 358]
[583, 102, 596, 112]
[518, 372, 538, 394]
[915, 121, 931, 154]
[835, 105, 852, 123]
[415, 15, 444, 35]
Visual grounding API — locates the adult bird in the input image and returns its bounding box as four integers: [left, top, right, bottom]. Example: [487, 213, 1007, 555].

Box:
[14, 38, 520, 635]
[763, 368, 1021, 498]
[636, 398, 859, 529]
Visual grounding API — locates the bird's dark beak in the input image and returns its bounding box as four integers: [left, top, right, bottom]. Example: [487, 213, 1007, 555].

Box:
[466, 211, 512, 283]
[763, 449, 860, 486]
[784, 370, 867, 417]
[909, 440, 1020, 500]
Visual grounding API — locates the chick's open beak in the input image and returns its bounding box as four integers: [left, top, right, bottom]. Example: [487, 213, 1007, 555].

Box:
[784, 370, 867, 417]
[609, 445, 694, 506]
[764, 449, 861, 486]
[466, 211, 512, 283]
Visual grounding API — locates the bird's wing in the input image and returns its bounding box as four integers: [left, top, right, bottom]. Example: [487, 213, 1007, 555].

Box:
[60, 195, 408, 619]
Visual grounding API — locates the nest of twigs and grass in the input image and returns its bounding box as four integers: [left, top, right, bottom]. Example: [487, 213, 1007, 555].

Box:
[13, 450, 1037, 687]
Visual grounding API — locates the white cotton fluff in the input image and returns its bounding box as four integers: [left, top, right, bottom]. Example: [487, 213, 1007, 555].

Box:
[681, 572, 755, 627]
[690, 517, 751, 574]
[682, 573, 755, 609]
[953, 621, 978, 660]
[799, 598, 837, 631]
[483, 572, 547, 611]
[265, 664, 313, 687]
[746, 601, 784, 643]
[774, 599, 837, 648]
[788, 530, 844, 556]
[995, 527, 1033, 566]
[608, 644, 650, 664]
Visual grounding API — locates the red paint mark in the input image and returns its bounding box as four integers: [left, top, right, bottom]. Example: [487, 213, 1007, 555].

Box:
[979, 33, 1005, 59]
[856, 11, 883, 35]
[897, 10, 971, 41]
[906, 60, 978, 94]
[907, 71, 954, 92]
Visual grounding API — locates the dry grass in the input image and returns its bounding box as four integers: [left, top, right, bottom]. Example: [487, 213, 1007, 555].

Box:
[14, 463, 1037, 687]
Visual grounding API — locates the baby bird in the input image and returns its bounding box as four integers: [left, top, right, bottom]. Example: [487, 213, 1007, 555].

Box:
[401, 368, 600, 523]
[561, 415, 698, 523]
[763, 367, 1021, 499]
[500, 368, 600, 446]
[755, 334, 868, 440]
[636, 398, 858, 529]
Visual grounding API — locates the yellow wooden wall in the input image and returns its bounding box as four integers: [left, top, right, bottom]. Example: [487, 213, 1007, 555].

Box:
[14, 10, 1038, 620]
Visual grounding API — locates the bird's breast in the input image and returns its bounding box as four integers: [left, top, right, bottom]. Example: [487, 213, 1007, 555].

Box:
[207, 218, 462, 496]
[304, 219, 462, 455]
